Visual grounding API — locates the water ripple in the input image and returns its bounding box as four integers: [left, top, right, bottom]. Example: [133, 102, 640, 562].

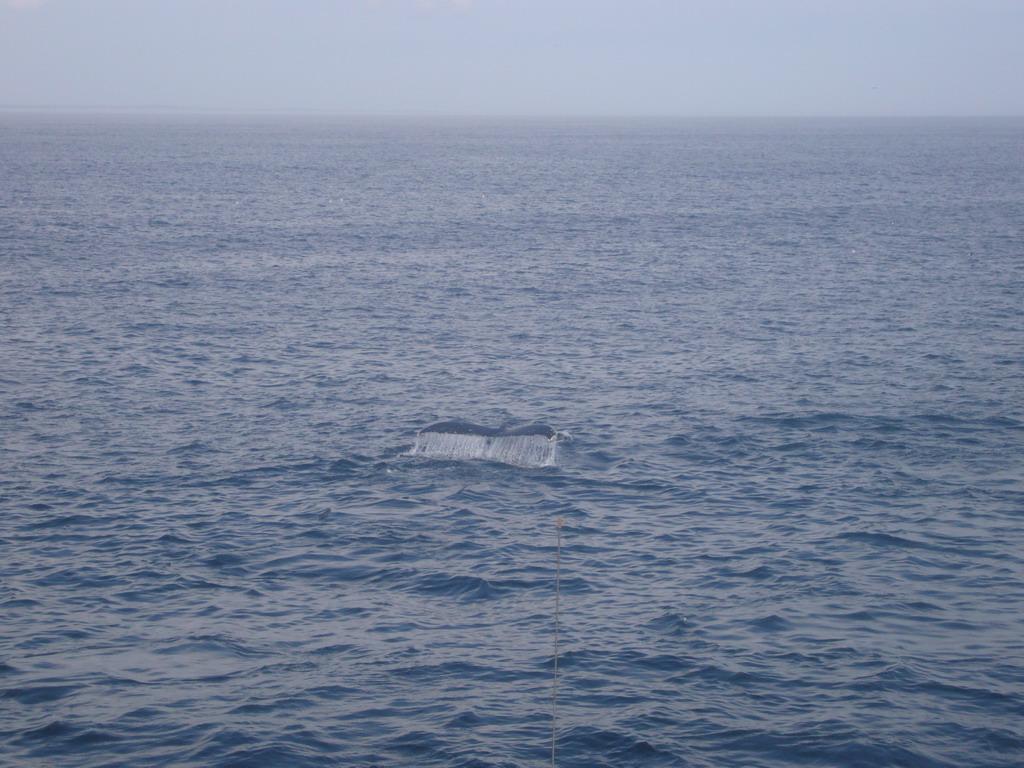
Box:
[2, 115, 1023, 767]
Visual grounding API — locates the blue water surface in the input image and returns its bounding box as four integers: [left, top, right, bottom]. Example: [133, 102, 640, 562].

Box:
[2, 115, 1023, 767]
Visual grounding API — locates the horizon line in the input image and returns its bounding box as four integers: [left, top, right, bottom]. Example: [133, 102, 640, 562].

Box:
[2, 105, 1023, 120]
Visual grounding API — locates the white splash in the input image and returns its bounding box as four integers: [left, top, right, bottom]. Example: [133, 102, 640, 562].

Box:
[409, 431, 558, 468]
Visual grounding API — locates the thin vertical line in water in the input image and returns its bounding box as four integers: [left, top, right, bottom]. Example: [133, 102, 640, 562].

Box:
[551, 515, 563, 768]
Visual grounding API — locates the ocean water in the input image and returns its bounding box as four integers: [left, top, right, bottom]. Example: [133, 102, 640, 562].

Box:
[1, 114, 1023, 768]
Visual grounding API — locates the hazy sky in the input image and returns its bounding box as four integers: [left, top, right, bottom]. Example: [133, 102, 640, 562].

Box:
[2, 0, 1022, 116]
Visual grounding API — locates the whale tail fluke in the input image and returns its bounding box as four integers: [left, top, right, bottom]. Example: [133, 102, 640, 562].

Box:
[410, 421, 568, 467]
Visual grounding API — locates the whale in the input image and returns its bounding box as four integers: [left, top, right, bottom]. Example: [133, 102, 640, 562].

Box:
[410, 421, 568, 466]
[418, 421, 558, 440]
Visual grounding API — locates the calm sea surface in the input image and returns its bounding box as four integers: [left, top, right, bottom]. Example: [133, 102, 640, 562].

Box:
[2, 115, 1023, 767]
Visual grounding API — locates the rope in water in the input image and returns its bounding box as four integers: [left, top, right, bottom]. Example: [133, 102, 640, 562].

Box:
[551, 516, 563, 767]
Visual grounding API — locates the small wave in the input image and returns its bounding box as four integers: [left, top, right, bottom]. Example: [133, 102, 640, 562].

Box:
[733, 564, 776, 580]
[327, 457, 363, 475]
[153, 634, 270, 660]
[750, 614, 793, 632]
[203, 552, 247, 570]
[26, 513, 100, 529]
[410, 572, 516, 601]
[167, 441, 221, 455]
[836, 531, 930, 549]
[568, 726, 681, 764]
[444, 709, 486, 728]
[739, 411, 860, 430]
[388, 660, 521, 684]
[2, 683, 81, 705]
[66, 729, 125, 747]
[646, 611, 690, 636]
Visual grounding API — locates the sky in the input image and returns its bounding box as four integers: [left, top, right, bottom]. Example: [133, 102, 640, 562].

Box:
[1, 0, 1022, 117]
